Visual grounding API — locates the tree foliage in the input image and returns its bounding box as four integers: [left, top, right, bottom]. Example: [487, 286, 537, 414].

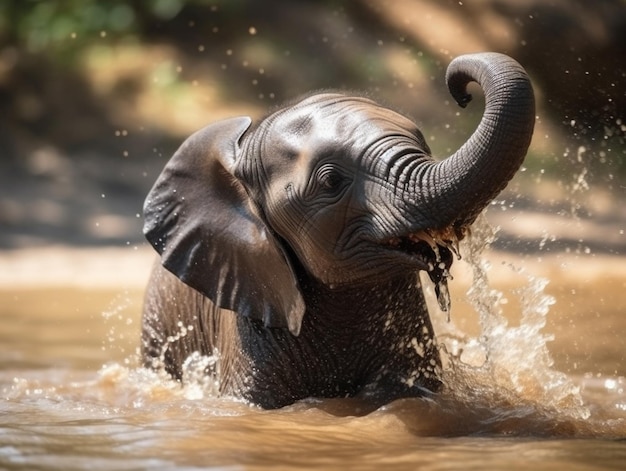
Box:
[0, 0, 624, 175]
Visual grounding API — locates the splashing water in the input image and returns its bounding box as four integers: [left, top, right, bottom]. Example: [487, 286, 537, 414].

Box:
[4, 213, 623, 467]
[180, 349, 222, 400]
[423, 213, 617, 436]
[95, 212, 623, 438]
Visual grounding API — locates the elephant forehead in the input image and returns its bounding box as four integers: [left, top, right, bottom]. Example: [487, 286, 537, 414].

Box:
[268, 96, 419, 155]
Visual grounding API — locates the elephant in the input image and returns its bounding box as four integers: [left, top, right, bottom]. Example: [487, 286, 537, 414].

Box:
[141, 52, 535, 409]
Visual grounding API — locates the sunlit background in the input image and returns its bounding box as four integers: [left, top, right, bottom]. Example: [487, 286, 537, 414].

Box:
[1, 0, 624, 250]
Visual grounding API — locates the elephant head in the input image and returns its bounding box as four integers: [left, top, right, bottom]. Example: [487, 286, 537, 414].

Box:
[144, 52, 535, 337]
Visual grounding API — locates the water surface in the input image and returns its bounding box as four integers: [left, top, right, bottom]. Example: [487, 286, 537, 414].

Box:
[1, 235, 625, 470]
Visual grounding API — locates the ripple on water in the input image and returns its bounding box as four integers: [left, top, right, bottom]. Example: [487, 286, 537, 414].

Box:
[2, 363, 626, 470]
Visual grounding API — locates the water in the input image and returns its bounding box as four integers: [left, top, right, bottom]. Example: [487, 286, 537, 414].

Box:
[1, 220, 626, 470]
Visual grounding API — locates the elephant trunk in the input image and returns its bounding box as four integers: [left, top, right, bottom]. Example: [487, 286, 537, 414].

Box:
[416, 53, 535, 233]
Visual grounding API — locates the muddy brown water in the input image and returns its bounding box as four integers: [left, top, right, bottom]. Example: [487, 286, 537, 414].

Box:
[1, 235, 625, 470]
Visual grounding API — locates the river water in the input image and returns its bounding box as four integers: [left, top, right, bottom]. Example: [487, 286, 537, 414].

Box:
[1, 218, 626, 470]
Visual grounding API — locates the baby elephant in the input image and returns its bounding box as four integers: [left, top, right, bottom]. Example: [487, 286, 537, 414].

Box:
[142, 52, 535, 409]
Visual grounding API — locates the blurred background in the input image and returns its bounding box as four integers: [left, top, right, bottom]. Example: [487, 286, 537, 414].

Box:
[0, 0, 624, 261]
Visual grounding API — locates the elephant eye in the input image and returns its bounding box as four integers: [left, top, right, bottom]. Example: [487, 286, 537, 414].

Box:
[316, 165, 345, 192]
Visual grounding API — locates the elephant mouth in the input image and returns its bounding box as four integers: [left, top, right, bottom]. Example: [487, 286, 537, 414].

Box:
[384, 227, 465, 312]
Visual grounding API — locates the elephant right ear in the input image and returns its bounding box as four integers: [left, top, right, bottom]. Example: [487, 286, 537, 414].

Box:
[143, 117, 305, 335]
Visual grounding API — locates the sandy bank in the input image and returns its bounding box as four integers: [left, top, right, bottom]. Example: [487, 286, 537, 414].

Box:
[1, 244, 624, 290]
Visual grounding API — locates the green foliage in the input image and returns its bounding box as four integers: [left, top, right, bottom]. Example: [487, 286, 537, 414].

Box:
[3, 1, 117, 51]
[0, 0, 193, 62]
[0, 0, 623, 177]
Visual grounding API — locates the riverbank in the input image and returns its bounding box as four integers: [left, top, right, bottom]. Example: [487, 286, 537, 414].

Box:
[1, 226, 624, 289]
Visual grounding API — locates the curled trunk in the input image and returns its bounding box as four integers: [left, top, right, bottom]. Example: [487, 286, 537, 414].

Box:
[417, 53, 535, 232]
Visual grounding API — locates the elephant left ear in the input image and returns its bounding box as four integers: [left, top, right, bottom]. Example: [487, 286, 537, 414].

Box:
[143, 117, 305, 335]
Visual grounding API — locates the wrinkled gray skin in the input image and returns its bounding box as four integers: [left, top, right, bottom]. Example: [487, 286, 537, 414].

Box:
[142, 53, 535, 409]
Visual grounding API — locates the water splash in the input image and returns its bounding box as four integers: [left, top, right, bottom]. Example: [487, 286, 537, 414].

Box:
[101, 291, 140, 364]
[434, 214, 593, 432]
[180, 349, 222, 400]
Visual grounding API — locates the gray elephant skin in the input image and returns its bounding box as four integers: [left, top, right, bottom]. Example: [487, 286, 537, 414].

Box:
[142, 52, 535, 409]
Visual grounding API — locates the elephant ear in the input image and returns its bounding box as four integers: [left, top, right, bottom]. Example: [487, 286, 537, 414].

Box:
[143, 117, 305, 335]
